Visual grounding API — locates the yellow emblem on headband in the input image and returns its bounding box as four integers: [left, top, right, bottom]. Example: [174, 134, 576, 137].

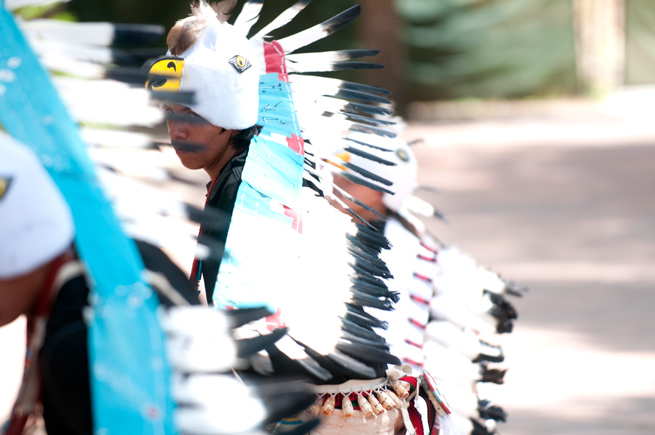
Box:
[146, 57, 185, 92]
[0, 177, 11, 201]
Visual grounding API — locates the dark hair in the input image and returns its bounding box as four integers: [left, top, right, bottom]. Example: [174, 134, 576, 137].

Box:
[231, 124, 262, 150]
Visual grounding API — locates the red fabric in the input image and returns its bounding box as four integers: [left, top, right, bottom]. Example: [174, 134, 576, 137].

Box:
[283, 205, 303, 234]
[286, 133, 304, 155]
[417, 253, 438, 263]
[413, 272, 433, 284]
[264, 41, 288, 82]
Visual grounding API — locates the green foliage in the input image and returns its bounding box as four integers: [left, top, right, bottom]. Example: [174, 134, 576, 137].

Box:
[14, 2, 75, 21]
[397, 0, 579, 100]
[625, 0, 655, 85]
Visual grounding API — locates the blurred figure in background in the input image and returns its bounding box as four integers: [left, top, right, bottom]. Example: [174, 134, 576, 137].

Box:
[327, 131, 519, 435]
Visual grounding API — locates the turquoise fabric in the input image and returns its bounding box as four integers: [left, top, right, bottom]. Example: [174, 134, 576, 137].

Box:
[213, 73, 304, 310]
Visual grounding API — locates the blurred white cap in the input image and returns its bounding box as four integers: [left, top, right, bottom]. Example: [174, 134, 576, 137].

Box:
[148, 14, 260, 131]
[334, 132, 418, 212]
[0, 132, 75, 279]
[178, 20, 260, 130]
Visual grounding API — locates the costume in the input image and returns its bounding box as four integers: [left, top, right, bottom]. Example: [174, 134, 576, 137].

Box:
[331, 132, 523, 434]
[36, 241, 198, 435]
[191, 146, 249, 300]
[146, 2, 456, 434]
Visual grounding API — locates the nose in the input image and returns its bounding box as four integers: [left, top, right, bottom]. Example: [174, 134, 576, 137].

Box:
[167, 119, 188, 141]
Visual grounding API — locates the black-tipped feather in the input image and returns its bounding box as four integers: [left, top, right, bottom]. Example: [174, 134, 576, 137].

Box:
[346, 304, 388, 330]
[236, 327, 288, 358]
[343, 101, 393, 116]
[342, 172, 395, 195]
[349, 122, 397, 139]
[331, 88, 391, 104]
[336, 341, 400, 365]
[254, 0, 314, 39]
[233, 0, 264, 36]
[224, 306, 275, 329]
[351, 291, 396, 310]
[345, 136, 394, 152]
[287, 49, 380, 63]
[343, 146, 396, 166]
[344, 162, 393, 186]
[277, 5, 362, 54]
[326, 351, 378, 379]
[290, 60, 384, 73]
[355, 224, 392, 250]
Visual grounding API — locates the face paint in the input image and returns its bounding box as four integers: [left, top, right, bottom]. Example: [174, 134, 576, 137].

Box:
[146, 57, 185, 92]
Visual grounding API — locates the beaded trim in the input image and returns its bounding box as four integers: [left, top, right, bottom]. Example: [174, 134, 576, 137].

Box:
[307, 379, 412, 417]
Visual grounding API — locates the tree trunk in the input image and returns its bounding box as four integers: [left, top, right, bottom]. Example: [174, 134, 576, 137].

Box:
[357, 0, 408, 115]
[573, 0, 626, 93]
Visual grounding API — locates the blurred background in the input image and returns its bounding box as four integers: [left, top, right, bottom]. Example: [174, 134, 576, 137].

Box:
[2, 0, 654, 433]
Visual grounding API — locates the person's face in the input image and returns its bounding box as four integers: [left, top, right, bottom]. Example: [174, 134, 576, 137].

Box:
[163, 104, 234, 177]
[331, 174, 387, 222]
[0, 262, 50, 327]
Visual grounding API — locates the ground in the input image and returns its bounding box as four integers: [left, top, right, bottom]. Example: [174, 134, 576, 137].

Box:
[406, 93, 655, 434]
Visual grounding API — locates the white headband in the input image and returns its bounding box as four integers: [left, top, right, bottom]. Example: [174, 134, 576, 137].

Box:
[148, 18, 260, 131]
[0, 133, 75, 279]
[337, 133, 418, 212]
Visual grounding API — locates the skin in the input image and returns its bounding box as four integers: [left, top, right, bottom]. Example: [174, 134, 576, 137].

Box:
[163, 104, 239, 180]
[0, 261, 52, 327]
[332, 174, 389, 222]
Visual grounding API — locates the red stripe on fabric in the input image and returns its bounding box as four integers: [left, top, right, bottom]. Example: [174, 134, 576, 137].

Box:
[417, 253, 438, 263]
[413, 272, 433, 284]
[266, 309, 286, 331]
[286, 133, 304, 154]
[264, 41, 288, 82]
[403, 357, 424, 368]
[407, 399, 426, 435]
[420, 241, 438, 254]
[283, 205, 303, 234]
[410, 294, 430, 305]
[404, 339, 424, 349]
[409, 318, 427, 330]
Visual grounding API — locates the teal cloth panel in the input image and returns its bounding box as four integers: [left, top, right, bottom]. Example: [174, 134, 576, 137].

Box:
[0, 7, 177, 434]
[213, 73, 304, 309]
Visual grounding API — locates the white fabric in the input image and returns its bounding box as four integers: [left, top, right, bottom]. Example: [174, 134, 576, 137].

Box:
[176, 19, 260, 130]
[374, 218, 436, 374]
[340, 133, 418, 212]
[0, 133, 75, 279]
[298, 408, 405, 435]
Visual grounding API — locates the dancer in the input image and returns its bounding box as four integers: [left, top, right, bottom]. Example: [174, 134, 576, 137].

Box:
[327, 133, 521, 434]
[146, 1, 262, 298]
